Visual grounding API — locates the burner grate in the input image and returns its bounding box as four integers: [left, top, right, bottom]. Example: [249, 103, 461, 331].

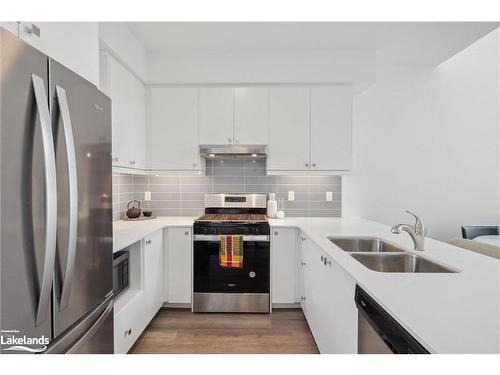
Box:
[195, 214, 268, 223]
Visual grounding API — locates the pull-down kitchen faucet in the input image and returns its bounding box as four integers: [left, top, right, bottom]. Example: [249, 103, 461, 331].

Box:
[391, 210, 426, 251]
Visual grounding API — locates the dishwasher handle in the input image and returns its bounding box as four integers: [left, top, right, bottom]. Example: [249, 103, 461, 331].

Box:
[355, 285, 430, 354]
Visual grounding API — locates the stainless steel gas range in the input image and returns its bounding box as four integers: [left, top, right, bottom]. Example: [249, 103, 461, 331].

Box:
[192, 193, 271, 313]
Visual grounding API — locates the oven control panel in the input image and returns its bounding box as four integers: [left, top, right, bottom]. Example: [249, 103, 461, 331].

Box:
[224, 196, 246, 203]
[193, 222, 270, 236]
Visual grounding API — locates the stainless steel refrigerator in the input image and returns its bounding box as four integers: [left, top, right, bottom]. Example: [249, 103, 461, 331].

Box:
[0, 28, 114, 354]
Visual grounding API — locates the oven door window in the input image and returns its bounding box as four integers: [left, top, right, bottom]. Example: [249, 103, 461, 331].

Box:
[194, 240, 270, 293]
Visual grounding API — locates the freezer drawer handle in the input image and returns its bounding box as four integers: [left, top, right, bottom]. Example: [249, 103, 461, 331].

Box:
[66, 301, 113, 354]
[32, 74, 58, 327]
[55, 85, 79, 311]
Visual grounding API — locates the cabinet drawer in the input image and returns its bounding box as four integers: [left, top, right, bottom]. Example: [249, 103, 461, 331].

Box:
[113, 295, 147, 354]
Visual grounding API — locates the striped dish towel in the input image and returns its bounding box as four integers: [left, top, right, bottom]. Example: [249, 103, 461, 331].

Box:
[219, 235, 243, 268]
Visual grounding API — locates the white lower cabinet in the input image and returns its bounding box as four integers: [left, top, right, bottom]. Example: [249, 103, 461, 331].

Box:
[299, 233, 358, 354]
[327, 259, 358, 353]
[114, 298, 144, 354]
[114, 230, 164, 354]
[164, 227, 192, 304]
[144, 230, 164, 320]
[272, 227, 298, 304]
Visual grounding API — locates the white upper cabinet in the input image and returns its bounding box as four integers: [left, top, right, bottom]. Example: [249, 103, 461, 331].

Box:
[149, 87, 201, 170]
[310, 86, 352, 171]
[18, 22, 99, 85]
[268, 87, 311, 170]
[102, 53, 146, 169]
[198, 87, 234, 145]
[234, 87, 269, 145]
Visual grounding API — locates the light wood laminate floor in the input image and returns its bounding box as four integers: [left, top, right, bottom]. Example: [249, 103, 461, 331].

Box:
[130, 308, 319, 354]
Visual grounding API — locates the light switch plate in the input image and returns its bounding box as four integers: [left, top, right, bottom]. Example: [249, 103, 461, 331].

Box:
[144, 191, 151, 201]
[326, 192, 333, 202]
[288, 191, 295, 201]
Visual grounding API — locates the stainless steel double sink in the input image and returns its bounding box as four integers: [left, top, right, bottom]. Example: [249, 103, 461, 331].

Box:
[328, 237, 457, 273]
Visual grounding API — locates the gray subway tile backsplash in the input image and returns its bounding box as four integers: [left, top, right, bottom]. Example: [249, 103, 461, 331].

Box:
[112, 162, 342, 220]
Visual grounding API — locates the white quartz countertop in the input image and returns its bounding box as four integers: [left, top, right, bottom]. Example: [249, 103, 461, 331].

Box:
[113, 216, 500, 353]
[113, 217, 196, 252]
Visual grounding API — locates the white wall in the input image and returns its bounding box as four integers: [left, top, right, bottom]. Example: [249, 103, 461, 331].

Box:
[345, 29, 500, 241]
[147, 49, 375, 85]
[99, 22, 148, 82]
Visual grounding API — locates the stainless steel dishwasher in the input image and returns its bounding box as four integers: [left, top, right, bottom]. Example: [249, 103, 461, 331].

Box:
[355, 285, 430, 354]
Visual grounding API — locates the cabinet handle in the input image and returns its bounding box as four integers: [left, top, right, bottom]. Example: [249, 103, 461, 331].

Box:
[312, 163, 317, 167]
[274, 231, 278, 236]
[305, 163, 309, 167]
[184, 231, 189, 236]
[146, 239, 151, 245]
[301, 296, 306, 301]
[25, 23, 41, 37]
[192, 162, 197, 168]
[125, 329, 132, 336]
[301, 261, 307, 266]
[129, 160, 136, 165]
[112, 157, 118, 163]
[301, 237, 306, 242]
[228, 137, 232, 143]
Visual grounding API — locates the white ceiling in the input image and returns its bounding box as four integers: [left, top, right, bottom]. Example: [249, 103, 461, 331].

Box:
[125, 22, 499, 65]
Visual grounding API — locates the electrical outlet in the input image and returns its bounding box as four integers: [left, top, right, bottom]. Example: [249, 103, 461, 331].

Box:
[288, 191, 295, 201]
[144, 191, 151, 201]
[326, 192, 333, 202]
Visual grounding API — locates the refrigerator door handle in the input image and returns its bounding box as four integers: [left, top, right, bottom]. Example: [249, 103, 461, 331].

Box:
[66, 300, 113, 354]
[55, 85, 79, 311]
[32, 74, 58, 326]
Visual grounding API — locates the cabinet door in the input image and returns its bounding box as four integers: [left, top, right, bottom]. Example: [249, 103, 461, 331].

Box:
[107, 55, 146, 168]
[268, 87, 310, 170]
[234, 87, 269, 145]
[305, 240, 327, 351]
[310, 86, 352, 170]
[272, 228, 297, 304]
[198, 87, 234, 145]
[108, 55, 130, 167]
[144, 230, 164, 320]
[165, 227, 192, 304]
[18, 22, 99, 85]
[299, 235, 312, 320]
[129, 74, 147, 169]
[114, 296, 144, 354]
[328, 260, 357, 353]
[149, 87, 200, 170]
[300, 241, 358, 354]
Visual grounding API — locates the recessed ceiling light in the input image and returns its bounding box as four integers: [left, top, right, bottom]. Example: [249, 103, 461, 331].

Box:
[209, 154, 215, 157]
[251, 153, 258, 157]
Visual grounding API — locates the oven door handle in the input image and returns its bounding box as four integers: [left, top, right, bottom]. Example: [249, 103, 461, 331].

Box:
[193, 234, 270, 242]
